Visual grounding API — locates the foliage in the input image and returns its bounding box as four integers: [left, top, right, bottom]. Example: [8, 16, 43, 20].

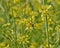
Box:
[0, 0, 60, 48]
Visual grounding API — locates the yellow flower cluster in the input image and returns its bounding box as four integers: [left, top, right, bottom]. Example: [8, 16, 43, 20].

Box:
[0, 0, 60, 48]
[0, 42, 9, 48]
[2, 23, 10, 27]
[23, 4, 38, 17]
[9, 6, 19, 18]
[17, 34, 29, 44]
[29, 42, 38, 48]
[13, 0, 19, 4]
[35, 22, 44, 29]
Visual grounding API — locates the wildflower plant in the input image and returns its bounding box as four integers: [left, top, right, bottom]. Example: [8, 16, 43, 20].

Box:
[0, 0, 60, 48]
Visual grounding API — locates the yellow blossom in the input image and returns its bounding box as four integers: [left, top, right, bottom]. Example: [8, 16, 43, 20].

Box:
[2, 23, 10, 27]
[13, 0, 19, 4]
[48, 18, 54, 25]
[35, 22, 44, 29]
[47, 0, 52, 2]
[17, 34, 29, 44]
[30, 42, 38, 48]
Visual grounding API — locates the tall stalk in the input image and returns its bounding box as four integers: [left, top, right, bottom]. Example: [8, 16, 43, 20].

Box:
[12, 8, 18, 48]
[14, 19, 18, 48]
[12, 9, 18, 48]
[45, 15, 50, 48]
[42, 0, 50, 48]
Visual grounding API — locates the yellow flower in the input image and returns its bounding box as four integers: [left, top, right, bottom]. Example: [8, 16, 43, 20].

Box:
[0, 42, 5, 47]
[24, 4, 32, 14]
[29, 11, 38, 17]
[55, 25, 60, 32]
[30, 42, 38, 48]
[35, 22, 44, 29]
[46, 5, 51, 11]
[10, 7, 18, 18]
[47, 0, 52, 2]
[5, 44, 9, 48]
[48, 18, 54, 25]
[13, 0, 19, 4]
[0, 42, 9, 48]
[32, 0, 42, 13]
[20, 18, 27, 24]
[2, 23, 10, 27]
[17, 34, 29, 44]
[25, 38, 29, 43]
[30, 45, 36, 48]
[41, 16, 45, 21]
[48, 27, 53, 31]
[13, 10, 17, 17]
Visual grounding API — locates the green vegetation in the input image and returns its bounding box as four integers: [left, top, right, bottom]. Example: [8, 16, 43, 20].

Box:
[0, 0, 60, 48]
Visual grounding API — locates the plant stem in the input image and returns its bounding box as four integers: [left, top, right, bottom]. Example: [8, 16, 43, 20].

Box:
[45, 15, 50, 48]
[13, 17, 18, 48]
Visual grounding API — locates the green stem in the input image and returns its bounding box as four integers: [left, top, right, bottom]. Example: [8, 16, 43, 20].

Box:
[45, 16, 50, 48]
[12, 8, 18, 48]
[14, 17, 18, 48]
